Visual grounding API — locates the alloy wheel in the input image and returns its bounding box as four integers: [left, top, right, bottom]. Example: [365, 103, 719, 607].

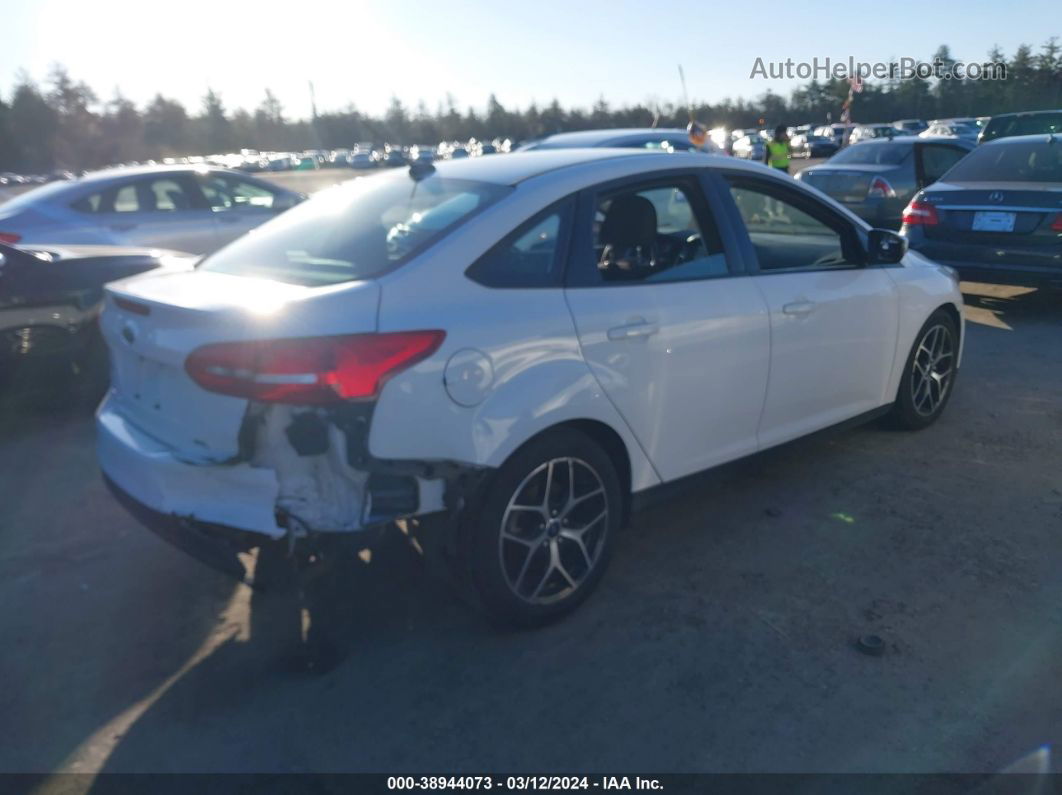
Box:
[498, 457, 609, 605]
[910, 323, 955, 417]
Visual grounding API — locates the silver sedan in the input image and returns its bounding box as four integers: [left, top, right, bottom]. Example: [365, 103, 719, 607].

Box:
[0, 166, 303, 254]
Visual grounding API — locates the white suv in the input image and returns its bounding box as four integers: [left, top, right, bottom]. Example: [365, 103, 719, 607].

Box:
[97, 150, 964, 626]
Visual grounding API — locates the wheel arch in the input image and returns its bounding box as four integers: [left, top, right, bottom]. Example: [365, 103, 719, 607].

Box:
[937, 301, 963, 348]
[492, 418, 634, 526]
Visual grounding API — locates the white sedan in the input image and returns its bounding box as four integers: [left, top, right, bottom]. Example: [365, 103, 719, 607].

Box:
[97, 149, 963, 626]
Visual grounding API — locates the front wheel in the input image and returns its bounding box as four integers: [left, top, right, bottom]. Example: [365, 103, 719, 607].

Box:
[468, 429, 622, 628]
[888, 309, 959, 430]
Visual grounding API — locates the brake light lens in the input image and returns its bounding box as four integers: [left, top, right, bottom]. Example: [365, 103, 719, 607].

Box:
[185, 331, 445, 405]
[867, 176, 896, 199]
[901, 199, 939, 227]
[0, 232, 21, 244]
[1050, 213, 1062, 232]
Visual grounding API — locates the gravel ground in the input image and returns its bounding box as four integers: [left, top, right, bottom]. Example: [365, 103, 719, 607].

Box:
[1, 282, 1060, 785]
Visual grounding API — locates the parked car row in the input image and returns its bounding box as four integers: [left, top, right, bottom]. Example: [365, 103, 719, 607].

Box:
[327, 139, 512, 169]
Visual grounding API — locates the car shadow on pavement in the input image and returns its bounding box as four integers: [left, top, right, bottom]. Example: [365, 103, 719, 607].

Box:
[961, 281, 1060, 330]
[83, 526, 487, 776]
[0, 405, 247, 778]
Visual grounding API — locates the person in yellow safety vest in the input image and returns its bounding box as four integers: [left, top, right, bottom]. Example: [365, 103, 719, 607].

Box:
[764, 124, 791, 173]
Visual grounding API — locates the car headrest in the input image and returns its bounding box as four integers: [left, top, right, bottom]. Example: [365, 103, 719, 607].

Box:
[600, 194, 657, 249]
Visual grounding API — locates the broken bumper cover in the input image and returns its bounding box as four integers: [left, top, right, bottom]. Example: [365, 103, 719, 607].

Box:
[103, 472, 271, 584]
[97, 397, 285, 538]
[97, 396, 467, 577]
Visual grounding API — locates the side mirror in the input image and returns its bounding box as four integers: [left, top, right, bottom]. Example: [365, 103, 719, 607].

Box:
[867, 228, 907, 264]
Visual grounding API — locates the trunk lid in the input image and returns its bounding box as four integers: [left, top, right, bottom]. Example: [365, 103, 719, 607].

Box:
[800, 165, 898, 202]
[922, 181, 1062, 244]
[101, 269, 380, 462]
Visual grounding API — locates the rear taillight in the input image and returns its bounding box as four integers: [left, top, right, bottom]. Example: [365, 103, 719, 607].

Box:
[113, 296, 151, 316]
[185, 331, 445, 405]
[1050, 213, 1062, 232]
[0, 232, 21, 244]
[867, 176, 896, 199]
[901, 199, 939, 227]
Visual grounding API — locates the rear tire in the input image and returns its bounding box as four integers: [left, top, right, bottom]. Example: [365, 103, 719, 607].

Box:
[888, 309, 959, 430]
[467, 429, 622, 629]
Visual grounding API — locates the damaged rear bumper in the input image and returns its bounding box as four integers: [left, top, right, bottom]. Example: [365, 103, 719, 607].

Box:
[103, 472, 272, 585]
[97, 394, 489, 578]
[98, 399, 286, 537]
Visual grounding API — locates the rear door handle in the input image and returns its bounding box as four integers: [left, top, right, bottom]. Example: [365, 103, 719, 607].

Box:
[782, 300, 816, 316]
[607, 320, 659, 341]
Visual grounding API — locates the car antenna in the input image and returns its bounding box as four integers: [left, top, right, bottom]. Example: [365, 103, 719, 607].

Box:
[409, 161, 435, 181]
[678, 64, 707, 149]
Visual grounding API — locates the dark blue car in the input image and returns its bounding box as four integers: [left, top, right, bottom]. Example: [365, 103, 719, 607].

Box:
[900, 134, 1062, 286]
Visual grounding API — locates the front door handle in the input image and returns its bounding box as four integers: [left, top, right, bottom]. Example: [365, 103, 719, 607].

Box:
[782, 300, 816, 317]
[607, 320, 659, 341]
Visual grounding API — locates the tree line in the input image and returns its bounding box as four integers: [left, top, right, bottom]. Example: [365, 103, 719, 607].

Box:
[1, 40, 1059, 174]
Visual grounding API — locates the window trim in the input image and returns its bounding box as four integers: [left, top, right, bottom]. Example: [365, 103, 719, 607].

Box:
[464, 196, 575, 289]
[722, 172, 868, 276]
[565, 170, 736, 288]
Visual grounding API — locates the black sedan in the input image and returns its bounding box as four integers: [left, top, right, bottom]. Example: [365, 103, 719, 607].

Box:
[900, 134, 1062, 286]
[796, 137, 974, 228]
[790, 133, 838, 159]
[979, 110, 1062, 144]
[0, 243, 194, 395]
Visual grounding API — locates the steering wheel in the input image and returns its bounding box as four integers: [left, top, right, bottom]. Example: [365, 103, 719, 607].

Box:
[676, 233, 703, 264]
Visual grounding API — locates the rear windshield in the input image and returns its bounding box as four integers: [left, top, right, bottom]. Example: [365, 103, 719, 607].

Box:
[0, 180, 79, 212]
[199, 170, 511, 286]
[829, 143, 912, 165]
[982, 113, 1062, 142]
[940, 139, 1062, 183]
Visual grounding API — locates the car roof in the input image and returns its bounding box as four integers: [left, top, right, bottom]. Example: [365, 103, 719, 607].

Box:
[530, 128, 690, 147]
[988, 109, 1062, 120]
[849, 136, 972, 147]
[75, 164, 242, 185]
[980, 132, 1061, 147]
[420, 148, 765, 187]
[426, 148, 663, 184]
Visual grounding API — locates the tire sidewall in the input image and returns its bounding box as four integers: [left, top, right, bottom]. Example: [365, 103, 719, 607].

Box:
[468, 429, 622, 628]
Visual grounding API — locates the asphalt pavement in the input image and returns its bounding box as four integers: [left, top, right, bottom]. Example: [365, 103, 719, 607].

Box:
[2, 282, 1061, 783]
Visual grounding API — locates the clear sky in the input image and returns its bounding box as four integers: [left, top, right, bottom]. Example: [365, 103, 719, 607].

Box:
[2, 0, 1055, 118]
